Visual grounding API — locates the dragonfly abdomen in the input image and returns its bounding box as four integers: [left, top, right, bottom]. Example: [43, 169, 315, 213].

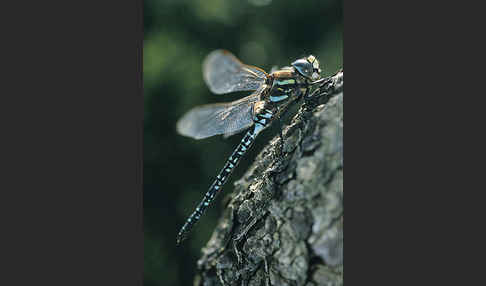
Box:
[176, 116, 270, 244]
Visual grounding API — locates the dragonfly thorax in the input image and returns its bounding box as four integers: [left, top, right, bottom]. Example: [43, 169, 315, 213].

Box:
[266, 64, 312, 106]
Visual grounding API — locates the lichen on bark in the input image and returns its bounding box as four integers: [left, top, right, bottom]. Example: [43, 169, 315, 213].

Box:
[195, 71, 343, 286]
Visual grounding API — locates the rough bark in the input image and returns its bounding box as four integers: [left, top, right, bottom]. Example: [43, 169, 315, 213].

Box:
[195, 71, 343, 286]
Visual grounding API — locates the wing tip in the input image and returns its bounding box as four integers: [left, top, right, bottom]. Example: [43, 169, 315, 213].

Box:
[176, 117, 209, 140]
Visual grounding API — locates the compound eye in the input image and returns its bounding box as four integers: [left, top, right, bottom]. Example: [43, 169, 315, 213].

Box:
[303, 62, 314, 76]
[291, 58, 314, 78]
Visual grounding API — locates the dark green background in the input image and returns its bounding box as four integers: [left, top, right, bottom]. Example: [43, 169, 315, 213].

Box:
[144, 1, 343, 285]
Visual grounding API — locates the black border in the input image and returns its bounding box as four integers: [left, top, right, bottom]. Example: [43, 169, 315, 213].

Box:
[346, 0, 476, 284]
[1, 0, 143, 285]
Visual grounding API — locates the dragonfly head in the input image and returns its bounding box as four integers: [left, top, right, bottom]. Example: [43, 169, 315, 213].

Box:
[291, 55, 322, 81]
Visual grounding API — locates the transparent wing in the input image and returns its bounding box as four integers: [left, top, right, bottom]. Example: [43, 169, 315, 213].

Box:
[203, 50, 268, 95]
[176, 93, 260, 140]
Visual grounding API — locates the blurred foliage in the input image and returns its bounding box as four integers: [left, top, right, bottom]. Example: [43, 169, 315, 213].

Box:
[144, 0, 342, 285]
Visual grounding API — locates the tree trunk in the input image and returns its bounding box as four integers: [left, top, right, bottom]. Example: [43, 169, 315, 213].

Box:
[195, 71, 343, 286]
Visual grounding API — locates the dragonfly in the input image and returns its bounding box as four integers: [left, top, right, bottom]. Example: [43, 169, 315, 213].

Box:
[176, 50, 323, 244]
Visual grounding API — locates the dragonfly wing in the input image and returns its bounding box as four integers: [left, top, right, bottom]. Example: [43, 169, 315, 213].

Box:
[176, 93, 260, 140]
[203, 50, 268, 95]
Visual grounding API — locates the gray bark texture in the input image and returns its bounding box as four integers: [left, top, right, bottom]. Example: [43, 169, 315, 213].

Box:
[195, 71, 343, 286]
